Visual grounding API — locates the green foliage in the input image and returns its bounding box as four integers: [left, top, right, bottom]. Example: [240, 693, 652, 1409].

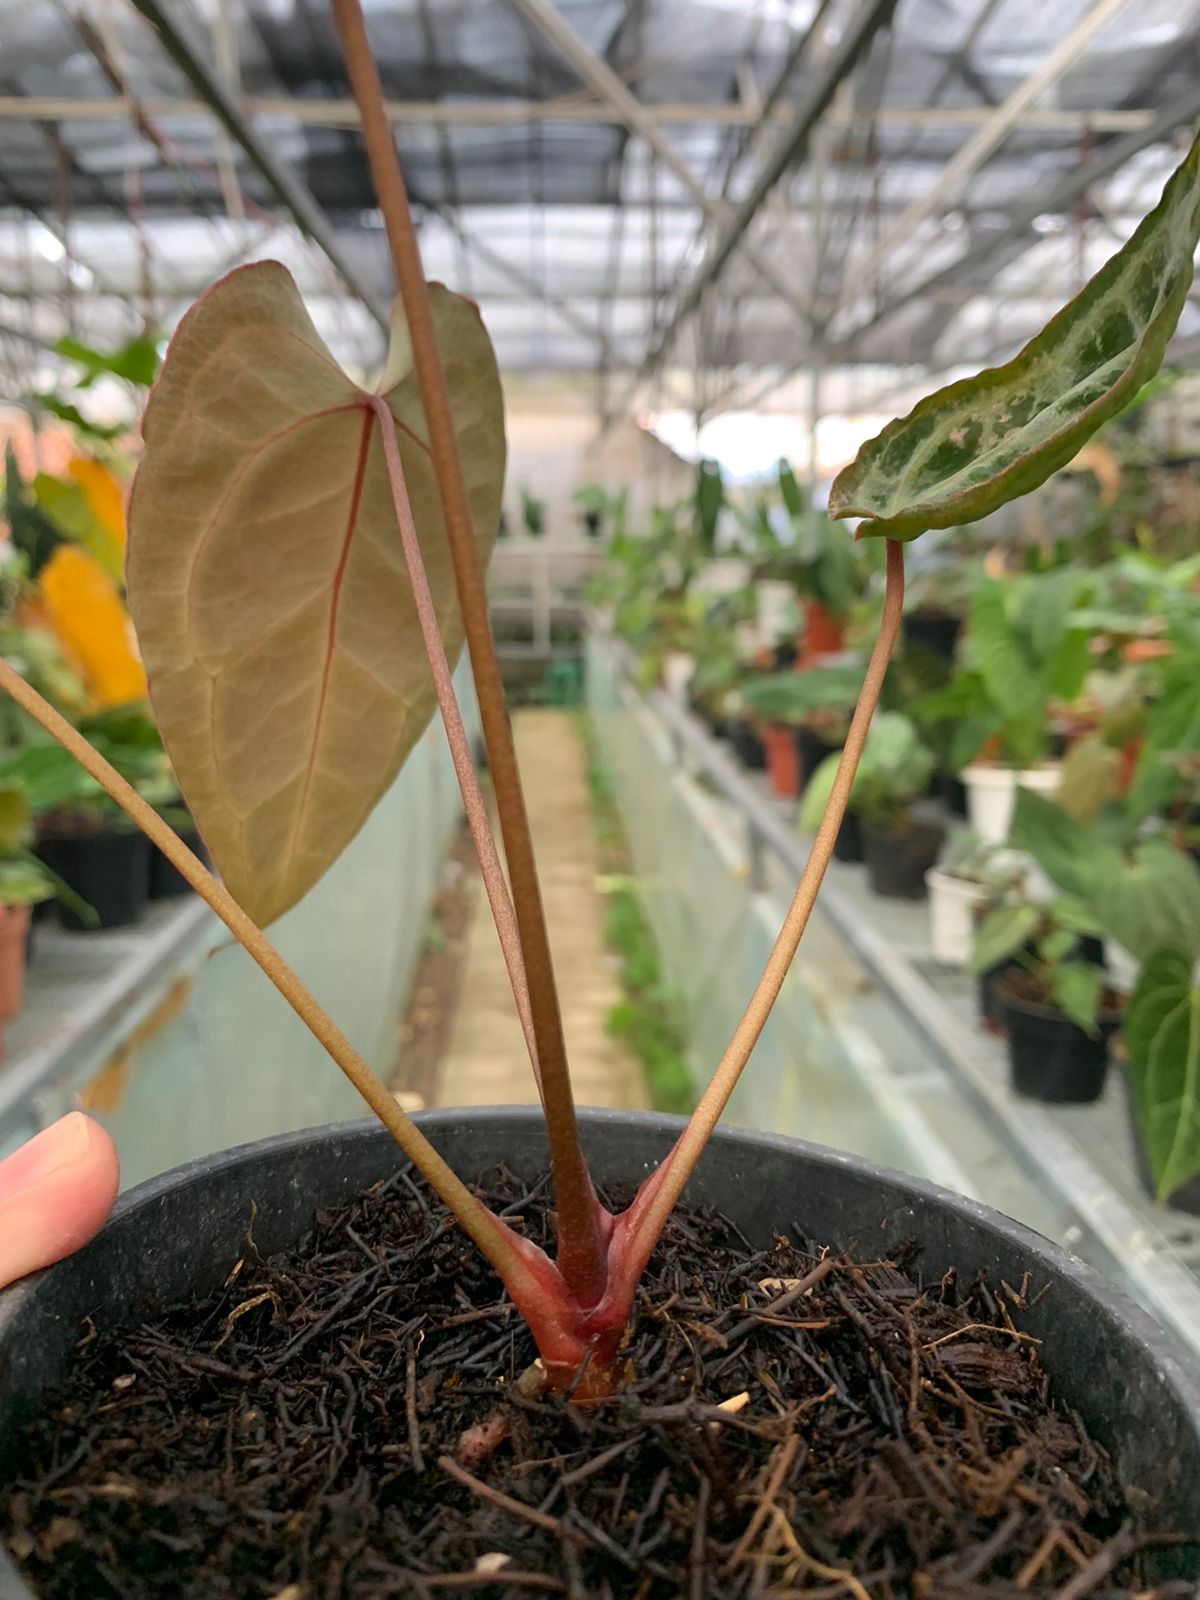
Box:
[30, 395, 124, 443]
[1127, 950, 1200, 1203]
[968, 893, 1105, 1032]
[582, 719, 693, 1115]
[4, 445, 65, 579]
[798, 712, 934, 831]
[55, 332, 161, 390]
[694, 459, 724, 555]
[830, 130, 1200, 540]
[521, 489, 546, 537]
[738, 665, 862, 725]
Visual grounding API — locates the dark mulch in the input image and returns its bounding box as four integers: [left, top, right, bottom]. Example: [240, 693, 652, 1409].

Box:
[5, 1173, 1195, 1600]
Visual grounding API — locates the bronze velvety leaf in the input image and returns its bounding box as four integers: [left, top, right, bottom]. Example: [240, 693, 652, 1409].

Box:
[127, 262, 504, 924]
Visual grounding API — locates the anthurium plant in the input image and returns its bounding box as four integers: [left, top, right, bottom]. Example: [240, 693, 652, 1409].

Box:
[4, 4, 1198, 1391]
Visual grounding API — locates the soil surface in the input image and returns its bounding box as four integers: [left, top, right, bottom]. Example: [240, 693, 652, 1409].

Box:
[5, 1176, 1194, 1600]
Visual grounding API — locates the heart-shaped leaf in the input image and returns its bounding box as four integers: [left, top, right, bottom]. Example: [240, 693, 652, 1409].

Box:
[127, 262, 504, 925]
[830, 130, 1200, 540]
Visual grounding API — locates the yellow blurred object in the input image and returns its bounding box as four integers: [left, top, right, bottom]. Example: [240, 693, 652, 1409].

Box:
[69, 458, 127, 551]
[39, 547, 146, 708]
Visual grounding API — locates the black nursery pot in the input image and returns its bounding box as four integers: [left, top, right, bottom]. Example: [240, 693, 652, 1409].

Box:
[794, 724, 837, 787]
[1, 1110, 1198, 1594]
[901, 607, 961, 664]
[861, 818, 945, 899]
[731, 716, 766, 771]
[831, 810, 863, 863]
[1001, 987, 1120, 1105]
[149, 827, 205, 900]
[36, 825, 152, 931]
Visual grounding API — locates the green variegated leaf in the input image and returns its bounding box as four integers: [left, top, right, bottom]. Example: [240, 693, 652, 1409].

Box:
[829, 130, 1200, 541]
[127, 262, 504, 925]
[1126, 949, 1200, 1203]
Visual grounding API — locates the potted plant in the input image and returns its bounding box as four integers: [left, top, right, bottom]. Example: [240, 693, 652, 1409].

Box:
[914, 568, 1092, 843]
[802, 713, 942, 898]
[925, 831, 1026, 966]
[900, 541, 977, 664]
[571, 482, 609, 539]
[970, 894, 1119, 1103]
[2, 32, 1200, 1591]
[739, 664, 861, 798]
[0, 783, 58, 1044]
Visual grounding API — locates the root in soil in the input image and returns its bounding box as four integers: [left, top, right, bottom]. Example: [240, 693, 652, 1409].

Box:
[5, 1173, 1195, 1600]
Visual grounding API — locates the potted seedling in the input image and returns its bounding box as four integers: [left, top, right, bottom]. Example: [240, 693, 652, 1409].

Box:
[801, 712, 942, 897]
[970, 894, 1119, 1103]
[0, 783, 58, 1044]
[738, 663, 861, 798]
[900, 538, 977, 664]
[2, 28, 1200, 1590]
[571, 482, 608, 539]
[925, 830, 1026, 966]
[914, 566, 1093, 842]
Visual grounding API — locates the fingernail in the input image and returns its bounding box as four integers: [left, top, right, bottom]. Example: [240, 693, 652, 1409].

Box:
[1, 1113, 95, 1192]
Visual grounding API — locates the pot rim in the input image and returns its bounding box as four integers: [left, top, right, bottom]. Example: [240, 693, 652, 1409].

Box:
[1, 1109, 1198, 1595]
[960, 761, 1061, 789]
[924, 866, 991, 895]
[0, 1109, 1187, 1395]
[998, 983, 1124, 1028]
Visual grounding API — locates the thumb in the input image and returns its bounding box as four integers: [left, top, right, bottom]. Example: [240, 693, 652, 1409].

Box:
[0, 1114, 119, 1290]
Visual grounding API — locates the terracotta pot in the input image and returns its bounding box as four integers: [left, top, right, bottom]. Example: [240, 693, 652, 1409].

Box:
[0, 903, 31, 1024]
[763, 723, 801, 797]
[801, 600, 845, 663]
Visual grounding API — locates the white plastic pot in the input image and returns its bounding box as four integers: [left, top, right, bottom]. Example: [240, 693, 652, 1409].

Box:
[1105, 939, 1139, 996]
[962, 762, 1060, 846]
[925, 867, 991, 966]
[661, 650, 695, 701]
[755, 580, 795, 648]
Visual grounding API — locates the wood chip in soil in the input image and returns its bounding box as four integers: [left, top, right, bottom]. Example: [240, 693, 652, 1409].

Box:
[5, 1174, 1196, 1600]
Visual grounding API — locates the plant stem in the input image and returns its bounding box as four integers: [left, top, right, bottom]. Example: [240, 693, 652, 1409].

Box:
[330, 0, 606, 1308]
[369, 398, 540, 1091]
[609, 540, 907, 1295]
[0, 658, 542, 1299]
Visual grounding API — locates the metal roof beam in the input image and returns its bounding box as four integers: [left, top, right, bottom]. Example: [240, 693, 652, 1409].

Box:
[502, 0, 816, 329]
[721, 82, 1200, 416]
[629, 0, 898, 401]
[127, 0, 389, 332]
[0, 95, 1162, 134]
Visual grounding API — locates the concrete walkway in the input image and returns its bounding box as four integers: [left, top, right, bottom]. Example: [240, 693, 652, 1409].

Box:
[436, 710, 647, 1111]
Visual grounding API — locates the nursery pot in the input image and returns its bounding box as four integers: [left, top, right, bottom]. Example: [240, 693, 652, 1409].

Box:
[831, 811, 863, 864]
[1000, 986, 1121, 1105]
[36, 824, 151, 932]
[936, 770, 969, 819]
[962, 762, 1060, 846]
[901, 607, 961, 665]
[1, 1109, 1198, 1595]
[763, 722, 800, 797]
[0, 904, 30, 1024]
[861, 819, 945, 900]
[925, 867, 990, 965]
[794, 724, 837, 788]
[800, 598, 845, 663]
[149, 827, 206, 900]
[731, 716, 765, 772]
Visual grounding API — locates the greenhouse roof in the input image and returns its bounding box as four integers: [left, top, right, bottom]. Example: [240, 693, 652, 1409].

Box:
[1, 0, 1199, 417]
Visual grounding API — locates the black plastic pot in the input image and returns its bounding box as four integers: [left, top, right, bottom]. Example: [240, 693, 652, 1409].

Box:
[771, 639, 798, 671]
[150, 827, 205, 900]
[731, 717, 766, 771]
[861, 818, 945, 899]
[902, 608, 961, 665]
[1, 1110, 1197, 1593]
[794, 724, 837, 787]
[831, 811, 863, 864]
[936, 770, 969, 818]
[1000, 987, 1121, 1104]
[36, 825, 152, 932]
